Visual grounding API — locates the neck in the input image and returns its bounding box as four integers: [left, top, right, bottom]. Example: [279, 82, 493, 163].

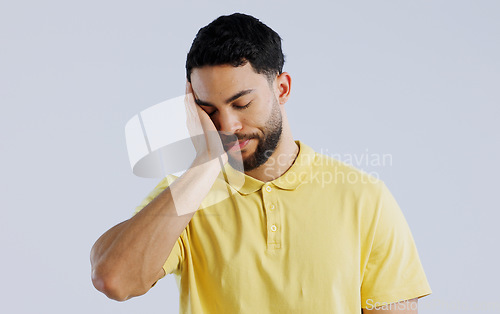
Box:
[245, 129, 298, 182]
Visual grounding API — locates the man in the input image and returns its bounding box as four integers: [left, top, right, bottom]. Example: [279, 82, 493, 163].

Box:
[91, 13, 432, 313]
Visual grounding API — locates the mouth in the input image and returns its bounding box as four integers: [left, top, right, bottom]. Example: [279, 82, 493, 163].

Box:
[225, 139, 251, 152]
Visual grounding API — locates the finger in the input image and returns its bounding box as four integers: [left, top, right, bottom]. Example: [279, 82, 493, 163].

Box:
[185, 83, 215, 132]
[185, 81, 194, 95]
[184, 82, 199, 122]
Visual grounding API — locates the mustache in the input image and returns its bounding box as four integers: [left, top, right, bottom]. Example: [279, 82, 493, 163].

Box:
[220, 133, 259, 145]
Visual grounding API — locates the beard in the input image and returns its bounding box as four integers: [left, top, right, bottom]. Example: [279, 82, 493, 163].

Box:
[227, 97, 283, 172]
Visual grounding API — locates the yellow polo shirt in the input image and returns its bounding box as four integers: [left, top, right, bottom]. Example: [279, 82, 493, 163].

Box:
[134, 141, 431, 313]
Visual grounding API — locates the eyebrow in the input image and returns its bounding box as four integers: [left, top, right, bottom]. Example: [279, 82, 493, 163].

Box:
[194, 89, 255, 107]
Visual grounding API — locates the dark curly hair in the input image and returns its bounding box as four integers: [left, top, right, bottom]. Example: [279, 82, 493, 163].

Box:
[186, 13, 285, 83]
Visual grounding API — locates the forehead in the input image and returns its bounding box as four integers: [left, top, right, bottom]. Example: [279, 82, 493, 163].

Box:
[190, 63, 269, 102]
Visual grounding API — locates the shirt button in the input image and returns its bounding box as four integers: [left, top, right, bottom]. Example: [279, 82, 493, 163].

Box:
[265, 186, 272, 192]
[269, 204, 275, 210]
[271, 225, 277, 232]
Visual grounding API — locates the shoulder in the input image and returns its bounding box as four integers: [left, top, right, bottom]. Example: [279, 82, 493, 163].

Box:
[133, 174, 179, 215]
[308, 149, 385, 196]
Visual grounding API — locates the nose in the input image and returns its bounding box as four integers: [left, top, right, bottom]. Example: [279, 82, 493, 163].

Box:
[217, 109, 242, 134]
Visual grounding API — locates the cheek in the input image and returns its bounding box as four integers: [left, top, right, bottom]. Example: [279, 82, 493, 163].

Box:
[247, 101, 273, 126]
[241, 112, 263, 130]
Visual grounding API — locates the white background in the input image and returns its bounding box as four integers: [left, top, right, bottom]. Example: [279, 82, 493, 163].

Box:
[1, 0, 498, 313]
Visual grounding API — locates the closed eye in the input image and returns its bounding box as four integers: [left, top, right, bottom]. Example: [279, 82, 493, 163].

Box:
[234, 101, 252, 110]
[206, 101, 252, 117]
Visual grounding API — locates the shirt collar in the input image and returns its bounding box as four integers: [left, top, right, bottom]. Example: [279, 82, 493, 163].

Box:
[223, 140, 316, 195]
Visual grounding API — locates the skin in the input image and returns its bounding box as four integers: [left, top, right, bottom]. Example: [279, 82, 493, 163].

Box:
[91, 61, 421, 312]
[189, 62, 299, 181]
[192, 63, 419, 313]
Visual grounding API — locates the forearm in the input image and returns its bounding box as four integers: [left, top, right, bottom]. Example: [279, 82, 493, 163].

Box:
[90, 157, 222, 300]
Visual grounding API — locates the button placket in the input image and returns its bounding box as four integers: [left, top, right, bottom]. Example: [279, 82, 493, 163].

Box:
[262, 183, 281, 250]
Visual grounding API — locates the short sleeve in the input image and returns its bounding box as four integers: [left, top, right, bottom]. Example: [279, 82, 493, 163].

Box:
[133, 175, 185, 278]
[360, 182, 432, 308]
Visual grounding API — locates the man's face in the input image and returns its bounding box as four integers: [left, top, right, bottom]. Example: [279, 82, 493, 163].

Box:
[190, 63, 283, 171]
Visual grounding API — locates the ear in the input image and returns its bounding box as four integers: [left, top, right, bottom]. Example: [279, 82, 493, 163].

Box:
[275, 72, 291, 105]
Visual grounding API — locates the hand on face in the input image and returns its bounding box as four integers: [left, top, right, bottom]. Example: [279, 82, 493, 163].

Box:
[185, 81, 243, 167]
